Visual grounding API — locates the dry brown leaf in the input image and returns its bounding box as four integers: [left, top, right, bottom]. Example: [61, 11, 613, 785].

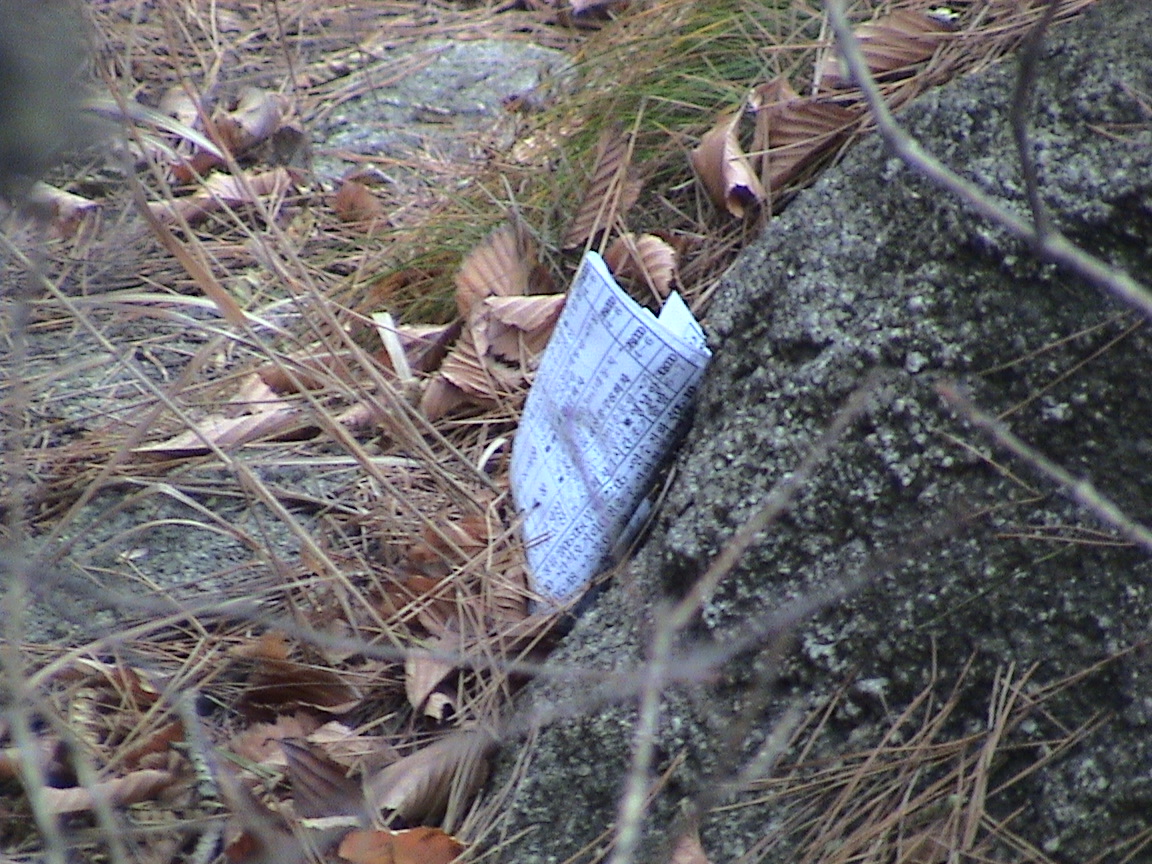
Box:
[281, 739, 365, 819]
[231, 371, 283, 411]
[352, 266, 444, 317]
[308, 722, 401, 773]
[26, 182, 99, 238]
[149, 166, 297, 224]
[229, 713, 322, 765]
[66, 657, 165, 705]
[690, 111, 765, 217]
[408, 519, 488, 569]
[364, 728, 495, 823]
[133, 407, 305, 455]
[42, 769, 175, 814]
[233, 635, 364, 717]
[474, 293, 565, 361]
[480, 560, 532, 625]
[256, 349, 363, 393]
[404, 639, 459, 721]
[170, 148, 226, 185]
[750, 78, 863, 195]
[0, 738, 60, 782]
[454, 223, 535, 319]
[668, 823, 712, 864]
[379, 573, 458, 633]
[338, 827, 465, 864]
[333, 178, 386, 224]
[425, 221, 557, 419]
[816, 9, 953, 90]
[220, 780, 298, 864]
[418, 376, 473, 423]
[156, 86, 217, 183]
[159, 85, 200, 130]
[603, 233, 679, 297]
[562, 125, 643, 249]
[399, 320, 463, 376]
[233, 630, 293, 661]
[241, 660, 363, 716]
[439, 337, 524, 399]
[121, 720, 185, 770]
[216, 87, 289, 155]
[421, 325, 526, 420]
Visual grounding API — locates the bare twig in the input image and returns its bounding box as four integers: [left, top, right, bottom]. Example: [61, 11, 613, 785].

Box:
[607, 605, 676, 864]
[823, 0, 1152, 321]
[1010, 0, 1060, 240]
[608, 373, 882, 864]
[937, 382, 1152, 554]
[668, 369, 886, 633]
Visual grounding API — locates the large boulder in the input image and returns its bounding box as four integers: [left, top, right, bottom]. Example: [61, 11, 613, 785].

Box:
[488, 1, 1152, 862]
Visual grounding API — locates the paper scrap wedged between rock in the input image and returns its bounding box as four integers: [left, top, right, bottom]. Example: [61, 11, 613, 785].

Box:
[510, 252, 711, 604]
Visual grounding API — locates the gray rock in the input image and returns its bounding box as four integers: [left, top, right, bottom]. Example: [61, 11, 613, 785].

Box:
[312, 39, 561, 185]
[489, 1, 1152, 861]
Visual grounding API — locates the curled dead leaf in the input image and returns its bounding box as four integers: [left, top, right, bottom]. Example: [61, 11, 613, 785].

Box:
[232, 633, 364, 717]
[404, 639, 460, 721]
[338, 827, 464, 864]
[454, 223, 535, 318]
[216, 87, 290, 156]
[816, 9, 954, 90]
[148, 166, 298, 225]
[480, 559, 532, 625]
[308, 722, 401, 774]
[424, 221, 560, 420]
[420, 326, 526, 421]
[281, 739, 365, 820]
[749, 78, 863, 196]
[229, 713, 322, 766]
[232, 630, 292, 661]
[66, 657, 165, 705]
[562, 125, 643, 249]
[365, 728, 495, 823]
[121, 721, 185, 771]
[690, 111, 765, 218]
[133, 407, 306, 456]
[159, 85, 200, 130]
[334, 179, 386, 224]
[473, 293, 565, 361]
[419, 376, 473, 423]
[379, 573, 458, 633]
[603, 233, 679, 298]
[26, 182, 99, 238]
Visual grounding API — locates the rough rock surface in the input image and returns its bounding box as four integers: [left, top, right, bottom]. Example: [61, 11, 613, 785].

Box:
[489, 2, 1152, 862]
[312, 38, 560, 184]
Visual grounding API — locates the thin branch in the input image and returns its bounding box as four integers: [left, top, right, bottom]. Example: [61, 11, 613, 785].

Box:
[937, 382, 1152, 555]
[667, 369, 885, 633]
[1010, 0, 1059, 240]
[607, 606, 676, 864]
[823, 0, 1152, 321]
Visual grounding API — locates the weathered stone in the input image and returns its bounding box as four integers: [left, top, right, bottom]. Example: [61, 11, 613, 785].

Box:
[312, 38, 561, 185]
[489, 2, 1152, 861]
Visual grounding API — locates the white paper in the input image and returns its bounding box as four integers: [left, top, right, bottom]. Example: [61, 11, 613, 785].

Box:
[510, 252, 712, 602]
